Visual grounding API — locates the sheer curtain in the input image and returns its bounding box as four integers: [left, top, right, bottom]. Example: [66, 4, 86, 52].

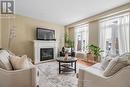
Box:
[99, 13, 130, 57]
[111, 23, 120, 56]
[74, 24, 89, 52]
[118, 14, 130, 54]
[99, 22, 107, 57]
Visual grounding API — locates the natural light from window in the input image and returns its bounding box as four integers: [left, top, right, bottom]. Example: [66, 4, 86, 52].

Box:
[99, 13, 130, 57]
[75, 24, 89, 53]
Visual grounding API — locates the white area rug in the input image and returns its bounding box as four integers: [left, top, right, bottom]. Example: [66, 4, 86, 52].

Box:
[37, 61, 85, 87]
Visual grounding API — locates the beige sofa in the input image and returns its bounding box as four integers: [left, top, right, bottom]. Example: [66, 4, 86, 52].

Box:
[0, 66, 37, 87]
[0, 49, 38, 87]
[78, 63, 130, 87]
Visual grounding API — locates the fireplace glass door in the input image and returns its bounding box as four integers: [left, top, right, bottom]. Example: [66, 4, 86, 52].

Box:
[40, 48, 54, 61]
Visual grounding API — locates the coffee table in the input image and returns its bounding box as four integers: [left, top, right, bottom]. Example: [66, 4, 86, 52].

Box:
[56, 57, 77, 74]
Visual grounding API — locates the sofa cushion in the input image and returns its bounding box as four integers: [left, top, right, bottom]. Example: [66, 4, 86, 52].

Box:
[85, 63, 104, 77]
[0, 50, 13, 70]
[91, 63, 104, 71]
[103, 53, 130, 77]
[10, 55, 30, 70]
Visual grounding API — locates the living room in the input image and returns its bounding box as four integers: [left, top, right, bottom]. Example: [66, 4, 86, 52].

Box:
[0, 0, 130, 87]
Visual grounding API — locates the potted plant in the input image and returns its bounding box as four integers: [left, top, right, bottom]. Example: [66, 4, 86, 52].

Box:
[64, 33, 74, 51]
[88, 44, 104, 61]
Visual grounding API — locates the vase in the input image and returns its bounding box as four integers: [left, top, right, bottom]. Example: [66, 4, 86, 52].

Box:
[87, 53, 94, 62]
[64, 53, 68, 60]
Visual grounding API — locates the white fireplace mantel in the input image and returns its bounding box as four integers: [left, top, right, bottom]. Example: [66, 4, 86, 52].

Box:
[34, 40, 58, 64]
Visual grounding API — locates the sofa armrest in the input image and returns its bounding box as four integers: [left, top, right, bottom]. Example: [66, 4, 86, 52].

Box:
[0, 66, 37, 87]
[78, 68, 108, 87]
[78, 65, 130, 87]
[78, 69, 85, 87]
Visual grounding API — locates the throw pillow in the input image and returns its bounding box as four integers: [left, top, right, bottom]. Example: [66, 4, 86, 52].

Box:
[0, 50, 13, 70]
[10, 55, 30, 70]
[120, 52, 130, 64]
[101, 56, 112, 70]
[103, 53, 130, 77]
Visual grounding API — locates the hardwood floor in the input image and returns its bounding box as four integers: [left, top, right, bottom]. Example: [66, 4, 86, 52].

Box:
[77, 58, 96, 67]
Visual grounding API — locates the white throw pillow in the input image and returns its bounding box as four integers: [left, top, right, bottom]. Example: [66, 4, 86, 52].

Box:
[101, 56, 112, 70]
[103, 53, 130, 77]
[65, 48, 71, 53]
[10, 55, 30, 70]
[120, 53, 130, 64]
[0, 50, 13, 70]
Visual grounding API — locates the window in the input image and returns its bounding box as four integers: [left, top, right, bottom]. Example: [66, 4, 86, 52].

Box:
[75, 24, 89, 52]
[99, 13, 129, 57]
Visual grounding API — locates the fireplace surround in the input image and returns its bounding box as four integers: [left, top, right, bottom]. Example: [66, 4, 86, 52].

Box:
[34, 40, 57, 64]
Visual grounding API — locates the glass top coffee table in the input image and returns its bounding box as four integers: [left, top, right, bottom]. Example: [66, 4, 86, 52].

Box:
[56, 57, 77, 74]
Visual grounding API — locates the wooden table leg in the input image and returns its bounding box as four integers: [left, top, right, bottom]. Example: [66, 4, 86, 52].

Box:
[74, 61, 76, 73]
[71, 62, 73, 67]
[59, 62, 61, 74]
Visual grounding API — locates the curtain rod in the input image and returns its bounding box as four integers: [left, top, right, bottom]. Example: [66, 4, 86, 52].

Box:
[67, 8, 130, 28]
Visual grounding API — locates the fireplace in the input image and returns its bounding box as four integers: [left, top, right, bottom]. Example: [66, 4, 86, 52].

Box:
[34, 40, 57, 64]
[40, 48, 54, 61]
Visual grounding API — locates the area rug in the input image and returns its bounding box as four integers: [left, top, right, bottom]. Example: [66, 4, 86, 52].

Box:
[37, 61, 86, 87]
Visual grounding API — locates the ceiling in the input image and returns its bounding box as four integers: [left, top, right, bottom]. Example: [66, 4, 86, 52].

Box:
[15, 0, 130, 25]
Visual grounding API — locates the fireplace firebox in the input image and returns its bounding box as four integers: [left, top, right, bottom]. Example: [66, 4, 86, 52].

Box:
[40, 48, 54, 61]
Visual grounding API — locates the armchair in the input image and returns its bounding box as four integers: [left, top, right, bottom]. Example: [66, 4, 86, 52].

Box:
[0, 64, 38, 87]
[0, 49, 38, 87]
